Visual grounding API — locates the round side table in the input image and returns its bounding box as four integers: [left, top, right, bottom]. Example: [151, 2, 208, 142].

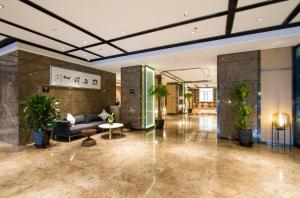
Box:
[99, 123, 124, 139]
[81, 129, 97, 147]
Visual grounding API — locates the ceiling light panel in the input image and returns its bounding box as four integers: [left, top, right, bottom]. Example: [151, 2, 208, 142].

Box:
[237, 0, 273, 7]
[0, 22, 73, 51]
[0, 0, 99, 47]
[291, 13, 300, 23]
[68, 50, 99, 60]
[30, 0, 227, 40]
[232, 0, 299, 33]
[169, 69, 213, 82]
[113, 16, 226, 52]
[0, 35, 7, 41]
[86, 44, 124, 57]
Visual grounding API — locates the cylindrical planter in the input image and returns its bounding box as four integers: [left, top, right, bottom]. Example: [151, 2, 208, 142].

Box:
[33, 131, 44, 147]
[33, 130, 51, 148]
[239, 129, 253, 147]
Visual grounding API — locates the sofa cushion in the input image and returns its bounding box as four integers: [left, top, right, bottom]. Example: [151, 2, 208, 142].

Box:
[98, 110, 109, 121]
[70, 121, 104, 134]
[85, 113, 101, 123]
[66, 113, 75, 125]
[74, 114, 85, 124]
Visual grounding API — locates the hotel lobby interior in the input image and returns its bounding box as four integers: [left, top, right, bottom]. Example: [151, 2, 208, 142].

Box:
[1, 0, 300, 197]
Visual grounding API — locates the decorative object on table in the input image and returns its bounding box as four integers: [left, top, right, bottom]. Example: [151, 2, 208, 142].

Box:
[231, 82, 253, 147]
[22, 94, 60, 148]
[149, 84, 169, 129]
[184, 92, 193, 114]
[99, 123, 124, 139]
[114, 100, 120, 106]
[98, 109, 109, 120]
[107, 113, 115, 125]
[271, 112, 292, 151]
[81, 129, 97, 147]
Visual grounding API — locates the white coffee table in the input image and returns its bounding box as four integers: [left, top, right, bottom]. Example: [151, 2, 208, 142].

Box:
[99, 123, 124, 139]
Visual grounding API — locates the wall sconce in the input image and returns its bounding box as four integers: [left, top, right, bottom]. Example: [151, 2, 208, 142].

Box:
[271, 112, 292, 151]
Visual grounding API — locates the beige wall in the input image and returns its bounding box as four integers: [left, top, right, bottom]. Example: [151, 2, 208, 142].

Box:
[261, 47, 292, 143]
[116, 85, 121, 103]
[166, 84, 177, 114]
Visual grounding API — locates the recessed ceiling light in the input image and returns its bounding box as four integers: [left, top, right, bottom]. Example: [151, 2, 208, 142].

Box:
[0, 4, 4, 8]
[183, 12, 189, 17]
[121, 31, 126, 34]
[256, 17, 263, 21]
[61, 47, 65, 50]
[83, 54, 87, 57]
[83, 41, 87, 44]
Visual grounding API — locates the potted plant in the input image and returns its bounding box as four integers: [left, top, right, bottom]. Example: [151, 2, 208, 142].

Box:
[107, 113, 115, 125]
[231, 82, 253, 147]
[22, 95, 60, 148]
[149, 84, 169, 129]
[184, 92, 193, 114]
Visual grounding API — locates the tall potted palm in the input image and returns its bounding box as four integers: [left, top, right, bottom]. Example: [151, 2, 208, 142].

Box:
[184, 92, 193, 114]
[22, 95, 60, 148]
[150, 85, 169, 129]
[231, 82, 253, 147]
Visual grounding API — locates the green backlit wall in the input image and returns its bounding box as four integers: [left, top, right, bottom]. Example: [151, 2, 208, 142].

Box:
[143, 66, 155, 129]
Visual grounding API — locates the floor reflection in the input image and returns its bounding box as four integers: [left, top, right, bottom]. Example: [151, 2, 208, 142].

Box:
[143, 114, 217, 196]
[161, 113, 217, 143]
[1, 114, 300, 197]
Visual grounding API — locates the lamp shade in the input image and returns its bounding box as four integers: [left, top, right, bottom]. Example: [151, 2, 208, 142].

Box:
[272, 112, 290, 129]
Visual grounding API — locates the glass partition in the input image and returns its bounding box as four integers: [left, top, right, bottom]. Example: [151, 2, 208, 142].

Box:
[144, 66, 155, 128]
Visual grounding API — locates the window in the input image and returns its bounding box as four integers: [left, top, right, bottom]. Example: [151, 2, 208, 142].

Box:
[199, 88, 214, 102]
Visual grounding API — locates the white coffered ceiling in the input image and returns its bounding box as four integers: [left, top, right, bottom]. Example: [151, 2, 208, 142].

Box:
[0, 35, 6, 41]
[1, 0, 299, 60]
[29, 0, 228, 40]
[0, 0, 300, 88]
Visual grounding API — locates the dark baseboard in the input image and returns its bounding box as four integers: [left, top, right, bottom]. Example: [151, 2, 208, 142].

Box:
[217, 136, 239, 141]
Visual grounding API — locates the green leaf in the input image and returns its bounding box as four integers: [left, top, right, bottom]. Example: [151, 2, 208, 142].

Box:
[21, 95, 61, 132]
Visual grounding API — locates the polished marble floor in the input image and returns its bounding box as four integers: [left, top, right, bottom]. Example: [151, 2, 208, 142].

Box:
[0, 114, 300, 197]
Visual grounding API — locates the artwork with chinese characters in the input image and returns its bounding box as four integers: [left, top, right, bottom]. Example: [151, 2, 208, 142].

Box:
[50, 66, 101, 89]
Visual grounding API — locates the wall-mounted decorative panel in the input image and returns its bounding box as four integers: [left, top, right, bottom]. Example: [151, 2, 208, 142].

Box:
[50, 66, 101, 89]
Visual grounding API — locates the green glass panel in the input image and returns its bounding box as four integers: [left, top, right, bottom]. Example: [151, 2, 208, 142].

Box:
[145, 67, 155, 128]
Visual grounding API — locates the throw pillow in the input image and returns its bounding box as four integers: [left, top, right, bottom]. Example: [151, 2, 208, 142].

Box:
[98, 110, 109, 121]
[66, 113, 76, 126]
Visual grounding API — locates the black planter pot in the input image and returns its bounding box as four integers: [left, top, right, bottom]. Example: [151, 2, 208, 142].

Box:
[239, 129, 253, 147]
[155, 119, 165, 129]
[34, 130, 51, 149]
[188, 109, 193, 114]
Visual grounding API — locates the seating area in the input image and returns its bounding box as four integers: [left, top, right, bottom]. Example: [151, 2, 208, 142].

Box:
[54, 113, 107, 142]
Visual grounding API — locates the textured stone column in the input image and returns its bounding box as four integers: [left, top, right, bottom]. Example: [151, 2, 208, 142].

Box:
[121, 66, 143, 129]
[0, 52, 19, 145]
[217, 51, 261, 140]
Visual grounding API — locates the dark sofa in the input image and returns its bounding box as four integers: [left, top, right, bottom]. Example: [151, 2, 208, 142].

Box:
[54, 113, 106, 141]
